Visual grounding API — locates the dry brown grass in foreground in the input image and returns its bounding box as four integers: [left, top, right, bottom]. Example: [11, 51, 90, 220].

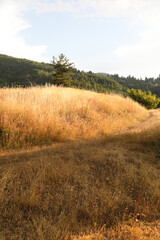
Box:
[0, 138, 160, 239]
[0, 86, 148, 149]
[72, 220, 160, 239]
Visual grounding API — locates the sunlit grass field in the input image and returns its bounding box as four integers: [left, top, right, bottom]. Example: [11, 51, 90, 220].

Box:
[0, 86, 160, 239]
[0, 85, 147, 149]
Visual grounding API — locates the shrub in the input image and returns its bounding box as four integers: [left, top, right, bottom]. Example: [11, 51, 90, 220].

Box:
[128, 88, 160, 109]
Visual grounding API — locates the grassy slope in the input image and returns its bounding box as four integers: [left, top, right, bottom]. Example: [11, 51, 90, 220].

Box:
[0, 86, 147, 149]
[0, 87, 160, 239]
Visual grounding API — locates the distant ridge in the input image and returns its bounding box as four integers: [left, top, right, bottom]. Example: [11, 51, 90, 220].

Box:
[0, 54, 160, 97]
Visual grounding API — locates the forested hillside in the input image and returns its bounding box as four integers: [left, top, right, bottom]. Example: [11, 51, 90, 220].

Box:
[0, 54, 53, 87]
[0, 54, 124, 94]
[98, 72, 160, 96]
[1, 54, 160, 96]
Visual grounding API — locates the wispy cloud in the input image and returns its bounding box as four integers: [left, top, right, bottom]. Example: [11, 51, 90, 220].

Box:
[19, 0, 160, 77]
[112, 0, 160, 77]
[1, 0, 160, 77]
[0, 0, 48, 62]
[23, 0, 157, 20]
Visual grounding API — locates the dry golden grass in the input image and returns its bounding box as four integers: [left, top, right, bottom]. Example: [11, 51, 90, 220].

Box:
[0, 86, 160, 239]
[0, 85, 148, 149]
[72, 220, 160, 239]
[105, 220, 160, 240]
[0, 139, 160, 239]
[121, 109, 160, 148]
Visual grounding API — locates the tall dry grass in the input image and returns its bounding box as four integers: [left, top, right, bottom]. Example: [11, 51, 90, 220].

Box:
[72, 220, 160, 239]
[122, 109, 160, 148]
[1, 86, 159, 239]
[0, 139, 160, 239]
[0, 85, 148, 149]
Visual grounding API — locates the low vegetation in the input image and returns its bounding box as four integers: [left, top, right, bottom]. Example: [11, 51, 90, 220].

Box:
[0, 86, 147, 149]
[0, 86, 160, 239]
[0, 133, 160, 239]
[128, 88, 160, 109]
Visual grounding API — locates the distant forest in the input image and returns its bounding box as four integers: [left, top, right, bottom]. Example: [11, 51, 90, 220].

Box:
[0, 54, 160, 97]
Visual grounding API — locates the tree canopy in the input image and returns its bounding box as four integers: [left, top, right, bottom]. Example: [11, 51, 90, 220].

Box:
[51, 54, 74, 86]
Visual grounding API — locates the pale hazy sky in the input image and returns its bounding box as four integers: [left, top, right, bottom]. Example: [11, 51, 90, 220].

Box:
[1, 0, 160, 78]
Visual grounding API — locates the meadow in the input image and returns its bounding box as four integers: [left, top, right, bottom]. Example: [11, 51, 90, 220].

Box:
[0, 86, 160, 239]
[0, 85, 148, 149]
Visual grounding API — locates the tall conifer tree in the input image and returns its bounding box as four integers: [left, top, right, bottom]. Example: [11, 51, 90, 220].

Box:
[51, 54, 74, 86]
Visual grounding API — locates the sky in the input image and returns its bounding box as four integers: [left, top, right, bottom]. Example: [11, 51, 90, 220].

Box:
[0, 0, 160, 78]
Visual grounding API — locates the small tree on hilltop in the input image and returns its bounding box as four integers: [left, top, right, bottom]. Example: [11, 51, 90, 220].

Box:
[51, 54, 74, 86]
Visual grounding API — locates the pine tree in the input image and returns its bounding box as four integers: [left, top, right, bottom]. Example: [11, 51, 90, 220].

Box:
[51, 54, 74, 86]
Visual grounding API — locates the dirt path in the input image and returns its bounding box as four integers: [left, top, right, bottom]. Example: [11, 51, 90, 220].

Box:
[0, 109, 160, 166]
[126, 109, 160, 134]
